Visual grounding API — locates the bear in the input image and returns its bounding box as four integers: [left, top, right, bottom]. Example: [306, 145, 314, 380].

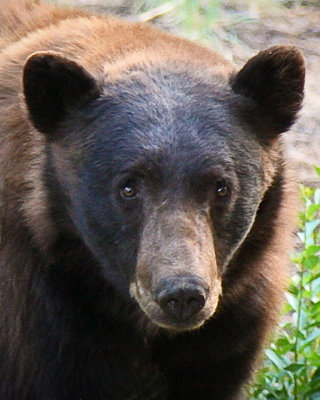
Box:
[0, 1, 305, 399]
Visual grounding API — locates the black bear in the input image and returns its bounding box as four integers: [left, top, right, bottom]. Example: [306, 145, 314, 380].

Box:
[0, 1, 305, 399]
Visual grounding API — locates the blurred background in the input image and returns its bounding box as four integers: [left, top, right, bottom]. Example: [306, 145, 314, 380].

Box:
[47, 0, 320, 186]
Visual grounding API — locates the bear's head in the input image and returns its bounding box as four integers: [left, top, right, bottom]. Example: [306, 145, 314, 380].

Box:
[23, 46, 304, 331]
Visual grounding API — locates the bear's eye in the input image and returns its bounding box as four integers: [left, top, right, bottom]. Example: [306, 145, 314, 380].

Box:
[120, 184, 137, 199]
[216, 179, 228, 197]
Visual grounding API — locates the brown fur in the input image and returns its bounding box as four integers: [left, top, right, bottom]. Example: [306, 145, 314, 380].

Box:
[225, 167, 297, 334]
[0, 0, 233, 248]
[0, 2, 303, 399]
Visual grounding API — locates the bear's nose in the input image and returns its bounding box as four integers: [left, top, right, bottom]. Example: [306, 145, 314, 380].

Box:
[155, 276, 208, 321]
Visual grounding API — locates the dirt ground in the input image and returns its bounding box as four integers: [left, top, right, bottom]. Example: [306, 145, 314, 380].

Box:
[53, 1, 320, 186]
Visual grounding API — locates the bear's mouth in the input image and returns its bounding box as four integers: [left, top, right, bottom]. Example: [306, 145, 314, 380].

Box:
[130, 278, 222, 332]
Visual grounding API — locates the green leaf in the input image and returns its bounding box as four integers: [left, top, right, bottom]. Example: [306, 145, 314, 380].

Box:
[265, 349, 288, 370]
[305, 246, 320, 257]
[300, 328, 320, 350]
[314, 165, 320, 178]
[305, 220, 320, 239]
[310, 302, 320, 319]
[307, 205, 320, 220]
[285, 363, 305, 372]
[305, 380, 320, 397]
[307, 275, 320, 291]
[303, 255, 320, 269]
[285, 292, 298, 311]
[315, 188, 320, 205]
[312, 367, 320, 380]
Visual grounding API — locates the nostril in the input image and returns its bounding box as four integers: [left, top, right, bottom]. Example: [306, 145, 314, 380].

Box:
[156, 277, 207, 321]
[159, 295, 175, 313]
[166, 298, 178, 312]
[187, 295, 205, 313]
[182, 290, 206, 319]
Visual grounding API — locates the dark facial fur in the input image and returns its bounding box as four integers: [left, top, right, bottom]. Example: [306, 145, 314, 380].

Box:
[43, 67, 270, 331]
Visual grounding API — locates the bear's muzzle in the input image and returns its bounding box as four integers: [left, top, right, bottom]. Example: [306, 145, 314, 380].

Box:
[130, 204, 222, 331]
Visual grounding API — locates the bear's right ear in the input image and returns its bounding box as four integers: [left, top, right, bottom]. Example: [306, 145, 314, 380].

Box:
[230, 46, 305, 136]
[23, 51, 100, 135]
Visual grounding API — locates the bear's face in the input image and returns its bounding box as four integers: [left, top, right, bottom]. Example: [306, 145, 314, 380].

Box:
[23, 48, 304, 331]
[45, 69, 265, 331]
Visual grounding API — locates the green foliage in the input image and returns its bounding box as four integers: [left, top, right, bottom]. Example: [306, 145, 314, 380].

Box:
[249, 167, 320, 400]
[177, 0, 221, 38]
[134, 0, 255, 47]
[173, 0, 255, 46]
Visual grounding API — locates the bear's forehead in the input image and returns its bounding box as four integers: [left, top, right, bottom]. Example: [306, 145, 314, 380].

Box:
[94, 66, 238, 145]
[65, 65, 261, 181]
[102, 65, 231, 110]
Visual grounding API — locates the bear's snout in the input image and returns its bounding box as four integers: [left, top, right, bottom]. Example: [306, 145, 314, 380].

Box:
[130, 205, 222, 331]
[155, 276, 208, 321]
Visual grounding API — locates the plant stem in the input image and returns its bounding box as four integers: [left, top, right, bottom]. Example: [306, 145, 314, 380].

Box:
[293, 222, 308, 400]
[294, 265, 304, 400]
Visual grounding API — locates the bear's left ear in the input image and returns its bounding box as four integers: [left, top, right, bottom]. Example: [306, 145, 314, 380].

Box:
[23, 51, 100, 135]
[231, 46, 305, 135]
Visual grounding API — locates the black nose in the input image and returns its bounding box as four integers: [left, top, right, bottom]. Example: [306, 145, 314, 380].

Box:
[155, 276, 208, 321]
